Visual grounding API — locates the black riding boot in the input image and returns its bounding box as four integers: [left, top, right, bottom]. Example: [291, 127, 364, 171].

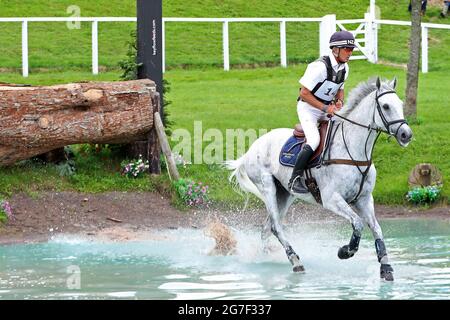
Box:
[288, 144, 314, 194]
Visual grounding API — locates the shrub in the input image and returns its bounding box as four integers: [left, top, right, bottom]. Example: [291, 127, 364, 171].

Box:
[173, 178, 209, 207]
[56, 159, 76, 177]
[406, 185, 442, 205]
[120, 155, 149, 178]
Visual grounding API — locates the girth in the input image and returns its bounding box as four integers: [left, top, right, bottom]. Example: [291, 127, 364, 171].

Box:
[322, 159, 372, 166]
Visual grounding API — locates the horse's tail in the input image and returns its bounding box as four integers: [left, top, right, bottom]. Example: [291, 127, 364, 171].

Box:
[225, 155, 264, 202]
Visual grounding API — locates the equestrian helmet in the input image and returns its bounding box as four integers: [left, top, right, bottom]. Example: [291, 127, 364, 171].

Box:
[329, 30, 356, 49]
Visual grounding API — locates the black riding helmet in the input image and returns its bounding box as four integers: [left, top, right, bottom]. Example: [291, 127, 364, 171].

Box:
[329, 30, 356, 49]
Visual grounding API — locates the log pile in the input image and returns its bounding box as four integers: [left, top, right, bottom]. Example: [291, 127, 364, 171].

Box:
[0, 79, 158, 166]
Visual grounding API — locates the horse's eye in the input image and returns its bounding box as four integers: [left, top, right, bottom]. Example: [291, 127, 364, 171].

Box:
[383, 104, 389, 110]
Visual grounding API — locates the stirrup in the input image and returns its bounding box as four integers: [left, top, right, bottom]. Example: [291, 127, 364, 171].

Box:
[289, 176, 308, 194]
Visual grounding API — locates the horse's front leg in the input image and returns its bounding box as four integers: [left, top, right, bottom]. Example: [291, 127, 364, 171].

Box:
[354, 194, 394, 281]
[322, 191, 365, 260]
[258, 172, 304, 272]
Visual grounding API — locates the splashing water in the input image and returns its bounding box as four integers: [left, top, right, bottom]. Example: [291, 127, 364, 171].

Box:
[0, 219, 449, 300]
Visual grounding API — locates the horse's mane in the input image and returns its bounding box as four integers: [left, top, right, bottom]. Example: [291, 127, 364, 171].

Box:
[340, 77, 392, 117]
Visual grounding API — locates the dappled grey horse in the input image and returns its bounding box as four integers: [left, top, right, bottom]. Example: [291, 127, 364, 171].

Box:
[226, 77, 413, 281]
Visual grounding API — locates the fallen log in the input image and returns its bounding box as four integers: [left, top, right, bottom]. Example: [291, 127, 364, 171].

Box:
[0, 79, 157, 166]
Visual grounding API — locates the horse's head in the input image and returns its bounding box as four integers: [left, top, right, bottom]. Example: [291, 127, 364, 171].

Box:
[373, 77, 413, 147]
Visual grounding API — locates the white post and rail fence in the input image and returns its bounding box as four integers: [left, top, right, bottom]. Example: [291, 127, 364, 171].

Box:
[0, 15, 448, 77]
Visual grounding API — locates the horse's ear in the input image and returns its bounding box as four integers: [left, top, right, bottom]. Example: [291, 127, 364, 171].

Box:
[389, 77, 397, 89]
[376, 77, 381, 90]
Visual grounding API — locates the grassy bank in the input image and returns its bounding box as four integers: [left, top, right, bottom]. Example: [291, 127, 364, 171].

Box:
[0, 1, 448, 71]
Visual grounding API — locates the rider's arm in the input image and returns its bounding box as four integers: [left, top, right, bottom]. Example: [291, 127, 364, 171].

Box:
[300, 87, 335, 114]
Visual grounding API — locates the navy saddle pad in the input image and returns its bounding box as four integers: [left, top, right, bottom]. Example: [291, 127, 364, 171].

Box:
[279, 136, 321, 167]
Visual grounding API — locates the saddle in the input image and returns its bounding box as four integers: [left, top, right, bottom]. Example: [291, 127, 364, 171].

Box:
[279, 121, 329, 168]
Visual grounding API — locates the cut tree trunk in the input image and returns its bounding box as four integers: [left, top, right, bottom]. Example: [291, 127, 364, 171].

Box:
[0, 79, 158, 166]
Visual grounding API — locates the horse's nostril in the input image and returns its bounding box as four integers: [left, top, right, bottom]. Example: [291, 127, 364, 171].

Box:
[401, 133, 407, 139]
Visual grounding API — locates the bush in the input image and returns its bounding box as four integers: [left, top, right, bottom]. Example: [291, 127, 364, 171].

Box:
[56, 159, 76, 177]
[406, 185, 442, 205]
[173, 178, 209, 207]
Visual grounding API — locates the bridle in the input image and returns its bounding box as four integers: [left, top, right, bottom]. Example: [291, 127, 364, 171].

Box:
[374, 90, 409, 137]
[322, 89, 408, 204]
[334, 89, 408, 136]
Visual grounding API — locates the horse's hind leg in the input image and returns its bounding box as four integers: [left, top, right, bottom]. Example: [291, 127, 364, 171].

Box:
[354, 194, 394, 281]
[322, 192, 365, 260]
[261, 180, 295, 252]
[275, 179, 296, 221]
[256, 172, 304, 272]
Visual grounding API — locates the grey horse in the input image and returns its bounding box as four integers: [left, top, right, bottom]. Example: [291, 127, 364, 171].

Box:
[226, 77, 413, 281]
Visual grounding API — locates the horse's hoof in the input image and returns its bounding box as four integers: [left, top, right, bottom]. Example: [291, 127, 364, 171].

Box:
[293, 265, 305, 273]
[380, 264, 394, 281]
[288, 253, 304, 273]
[337, 245, 355, 259]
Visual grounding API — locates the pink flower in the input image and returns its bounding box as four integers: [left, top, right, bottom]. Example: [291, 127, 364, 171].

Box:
[1, 200, 13, 220]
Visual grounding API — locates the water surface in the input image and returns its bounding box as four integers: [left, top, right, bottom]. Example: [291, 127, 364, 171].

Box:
[1, 218, 449, 300]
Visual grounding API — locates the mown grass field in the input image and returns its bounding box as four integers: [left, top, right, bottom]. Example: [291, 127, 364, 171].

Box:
[0, 1, 449, 207]
[0, 1, 449, 70]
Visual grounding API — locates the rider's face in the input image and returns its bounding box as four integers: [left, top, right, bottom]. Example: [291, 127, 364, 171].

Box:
[337, 47, 353, 63]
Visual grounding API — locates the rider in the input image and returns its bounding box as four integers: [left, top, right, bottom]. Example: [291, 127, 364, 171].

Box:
[288, 30, 355, 194]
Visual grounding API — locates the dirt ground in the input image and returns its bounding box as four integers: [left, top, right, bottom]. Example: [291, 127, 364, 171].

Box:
[0, 191, 449, 245]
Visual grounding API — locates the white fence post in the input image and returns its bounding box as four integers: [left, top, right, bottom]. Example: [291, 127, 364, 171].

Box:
[280, 20, 287, 67]
[162, 19, 165, 73]
[422, 26, 428, 73]
[369, 3, 378, 63]
[370, 0, 376, 18]
[21, 20, 29, 77]
[364, 12, 377, 63]
[223, 20, 230, 71]
[320, 14, 336, 57]
[372, 16, 378, 63]
[92, 20, 99, 75]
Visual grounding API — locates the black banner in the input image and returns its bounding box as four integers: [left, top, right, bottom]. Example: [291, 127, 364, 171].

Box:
[0, 300, 440, 318]
[137, 0, 163, 111]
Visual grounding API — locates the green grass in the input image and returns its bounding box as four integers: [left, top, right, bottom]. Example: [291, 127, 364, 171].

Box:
[0, 1, 448, 70]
